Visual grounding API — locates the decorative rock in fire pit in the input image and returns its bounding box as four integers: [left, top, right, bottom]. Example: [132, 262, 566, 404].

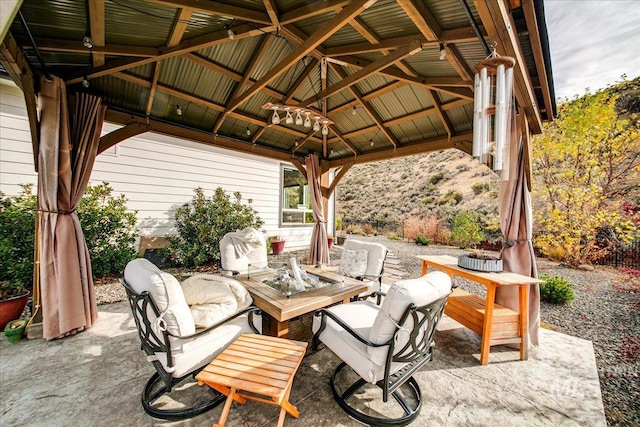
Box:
[458, 253, 503, 272]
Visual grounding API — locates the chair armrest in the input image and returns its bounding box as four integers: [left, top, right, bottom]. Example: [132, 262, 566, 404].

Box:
[167, 306, 262, 339]
[312, 308, 392, 351]
[219, 268, 240, 276]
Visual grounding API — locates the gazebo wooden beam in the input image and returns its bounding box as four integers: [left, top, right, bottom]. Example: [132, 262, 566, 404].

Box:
[148, 0, 272, 25]
[166, 7, 193, 47]
[330, 63, 398, 148]
[214, 35, 272, 133]
[444, 44, 474, 82]
[324, 26, 483, 56]
[87, 0, 105, 67]
[279, 0, 350, 25]
[263, 0, 280, 27]
[145, 62, 161, 116]
[98, 123, 150, 154]
[67, 24, 276, 84]
[327, 132, 473, 168]
[105, 109, 303, 163]
[228, 0, 377, 113]
[322, 161, 353, 198]
[397, 0, 441, 41]
[298, 40, 421, 107]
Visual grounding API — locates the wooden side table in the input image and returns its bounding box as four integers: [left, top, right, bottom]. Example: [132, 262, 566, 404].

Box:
[195, 334, 308, 427]
[416, 255, 543, 365]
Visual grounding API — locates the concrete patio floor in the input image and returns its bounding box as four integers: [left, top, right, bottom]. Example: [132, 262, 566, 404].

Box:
[0, 301, 606, 427]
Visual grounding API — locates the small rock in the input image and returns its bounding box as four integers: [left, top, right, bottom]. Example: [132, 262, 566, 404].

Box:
[578, 264, 595, 271]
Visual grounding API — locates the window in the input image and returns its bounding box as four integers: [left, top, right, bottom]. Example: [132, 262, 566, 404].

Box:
[281, 166, 314, 225]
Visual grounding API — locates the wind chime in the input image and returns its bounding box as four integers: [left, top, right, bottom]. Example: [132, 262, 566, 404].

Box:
[472, 50, 516, 175]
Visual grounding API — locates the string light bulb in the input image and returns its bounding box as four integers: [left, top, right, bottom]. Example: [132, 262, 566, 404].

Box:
[246, 126, 251, 136]
[271, 106, 281, 124]
[294, 138, 299, 146]
[175, 104, 182, 116]
[330, 148, 334, 155]
[83, 31, 93, 49]
[82, 76, 90, 88]
[352, 106, 357, 115]
[439, 43, 446, 61]
[370, 139, 374, 147]
[226, 25, 235, 40]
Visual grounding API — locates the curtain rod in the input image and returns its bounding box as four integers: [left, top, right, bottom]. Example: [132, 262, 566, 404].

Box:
[17, 10, 52, 81]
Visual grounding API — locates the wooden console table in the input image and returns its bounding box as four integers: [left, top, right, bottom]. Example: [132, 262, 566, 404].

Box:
[416, 255, 542, 365]
[196, 334, 307, 427]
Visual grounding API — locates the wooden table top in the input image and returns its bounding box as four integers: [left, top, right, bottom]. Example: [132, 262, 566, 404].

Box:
[195, 334, 307, 401]
[236, 266, 368, 322]
[415, 255, 544, 287]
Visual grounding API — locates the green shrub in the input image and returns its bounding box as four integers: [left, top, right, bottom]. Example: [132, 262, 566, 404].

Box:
[77, 183, 138, 278]
[0, 183, 138, 284]
[430, 172, 445, 185]
[539, 274, 575, 304]
[0, 185, 37, 288]
[168, 187, 264, 267]
[472, 182, 490, 195]
[415, 235, 431, 246]
[450, 211, 484, 249]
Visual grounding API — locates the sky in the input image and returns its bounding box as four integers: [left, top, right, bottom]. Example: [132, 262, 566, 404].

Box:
[544, 0, 640, 100]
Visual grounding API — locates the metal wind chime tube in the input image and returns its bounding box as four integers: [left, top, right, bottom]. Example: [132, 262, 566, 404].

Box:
[472, 53, 516, 173]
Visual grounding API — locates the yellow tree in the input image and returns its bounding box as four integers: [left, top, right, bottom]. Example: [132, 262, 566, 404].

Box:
[532, 78, 640, 266]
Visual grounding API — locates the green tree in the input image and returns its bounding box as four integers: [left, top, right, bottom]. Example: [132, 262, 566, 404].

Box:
[450, 211, 484, 249]
[532, 78, 640, 266]
[168, 187, 264, 267]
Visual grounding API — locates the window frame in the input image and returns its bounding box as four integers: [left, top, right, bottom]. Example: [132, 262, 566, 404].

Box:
[279, 164, 314, 227]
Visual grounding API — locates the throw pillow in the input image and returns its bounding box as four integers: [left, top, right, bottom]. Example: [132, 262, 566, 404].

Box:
[339, 249, 368, 278]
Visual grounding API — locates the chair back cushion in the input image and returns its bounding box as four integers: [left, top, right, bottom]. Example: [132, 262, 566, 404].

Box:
[220, 228, 268, 274]
[368, 271, 451, 366]
[124, 258, 196, 337]
[343, 239, 387, 277]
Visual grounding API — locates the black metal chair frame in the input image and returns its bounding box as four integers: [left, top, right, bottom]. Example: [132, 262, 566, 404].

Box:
[312, 292, 449, 426]
[121, 278, 261, 421]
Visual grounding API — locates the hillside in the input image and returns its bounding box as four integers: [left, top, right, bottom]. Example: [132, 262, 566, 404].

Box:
[335, 149, 500, 232]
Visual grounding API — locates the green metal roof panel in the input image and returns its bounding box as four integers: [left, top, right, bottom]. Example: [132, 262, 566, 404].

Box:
[359, 0, 420, 39]
[425, 0, 480, 30]
[104, 0, 174, 47]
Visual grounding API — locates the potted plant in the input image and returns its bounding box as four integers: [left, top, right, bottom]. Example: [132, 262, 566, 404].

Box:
[0, 281, 30, 330]
[269, 236, 285, 255]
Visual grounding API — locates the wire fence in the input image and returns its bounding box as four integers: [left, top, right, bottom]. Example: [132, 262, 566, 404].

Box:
[594, 239, 640, 268]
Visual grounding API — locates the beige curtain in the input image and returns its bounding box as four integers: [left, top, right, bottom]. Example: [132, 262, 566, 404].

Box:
[497, 111, 540, 346]
[37, 76, 106, 340]
[306, 154, 330, 266]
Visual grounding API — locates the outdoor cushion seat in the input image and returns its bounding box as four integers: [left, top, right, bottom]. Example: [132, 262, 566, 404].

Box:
[121, 258, 261, 421]
[312, 271, 451, 426]
[219, 227, 269, 276]
[341, 239, 388, 299]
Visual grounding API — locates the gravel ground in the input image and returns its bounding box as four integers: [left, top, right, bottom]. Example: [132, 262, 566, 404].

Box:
[96, 236, 640, 426]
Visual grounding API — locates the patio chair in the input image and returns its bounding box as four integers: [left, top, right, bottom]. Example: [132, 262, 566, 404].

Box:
[341, 239, 388, 300]
[121, 258, 262, 421]
[219, 227, 269, 276]
[312, 271, 451, 426]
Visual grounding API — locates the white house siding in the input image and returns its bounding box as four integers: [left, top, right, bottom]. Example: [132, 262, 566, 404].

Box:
[1, 79, 334, 252]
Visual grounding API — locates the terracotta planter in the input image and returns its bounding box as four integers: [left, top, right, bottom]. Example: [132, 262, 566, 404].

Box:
[327, 237, 334, 249]
[270, 241, 285, 255]
[0, 292, 29, 330]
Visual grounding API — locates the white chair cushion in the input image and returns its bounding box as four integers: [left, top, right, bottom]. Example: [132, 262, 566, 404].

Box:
[157, 312, 261, 378]
[339, 249, 368, 278]
[368, 271, 451, 366]
[124, 258, 196, 338]
[343, 240, 387, 278]
[312, 301, 388, 383]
